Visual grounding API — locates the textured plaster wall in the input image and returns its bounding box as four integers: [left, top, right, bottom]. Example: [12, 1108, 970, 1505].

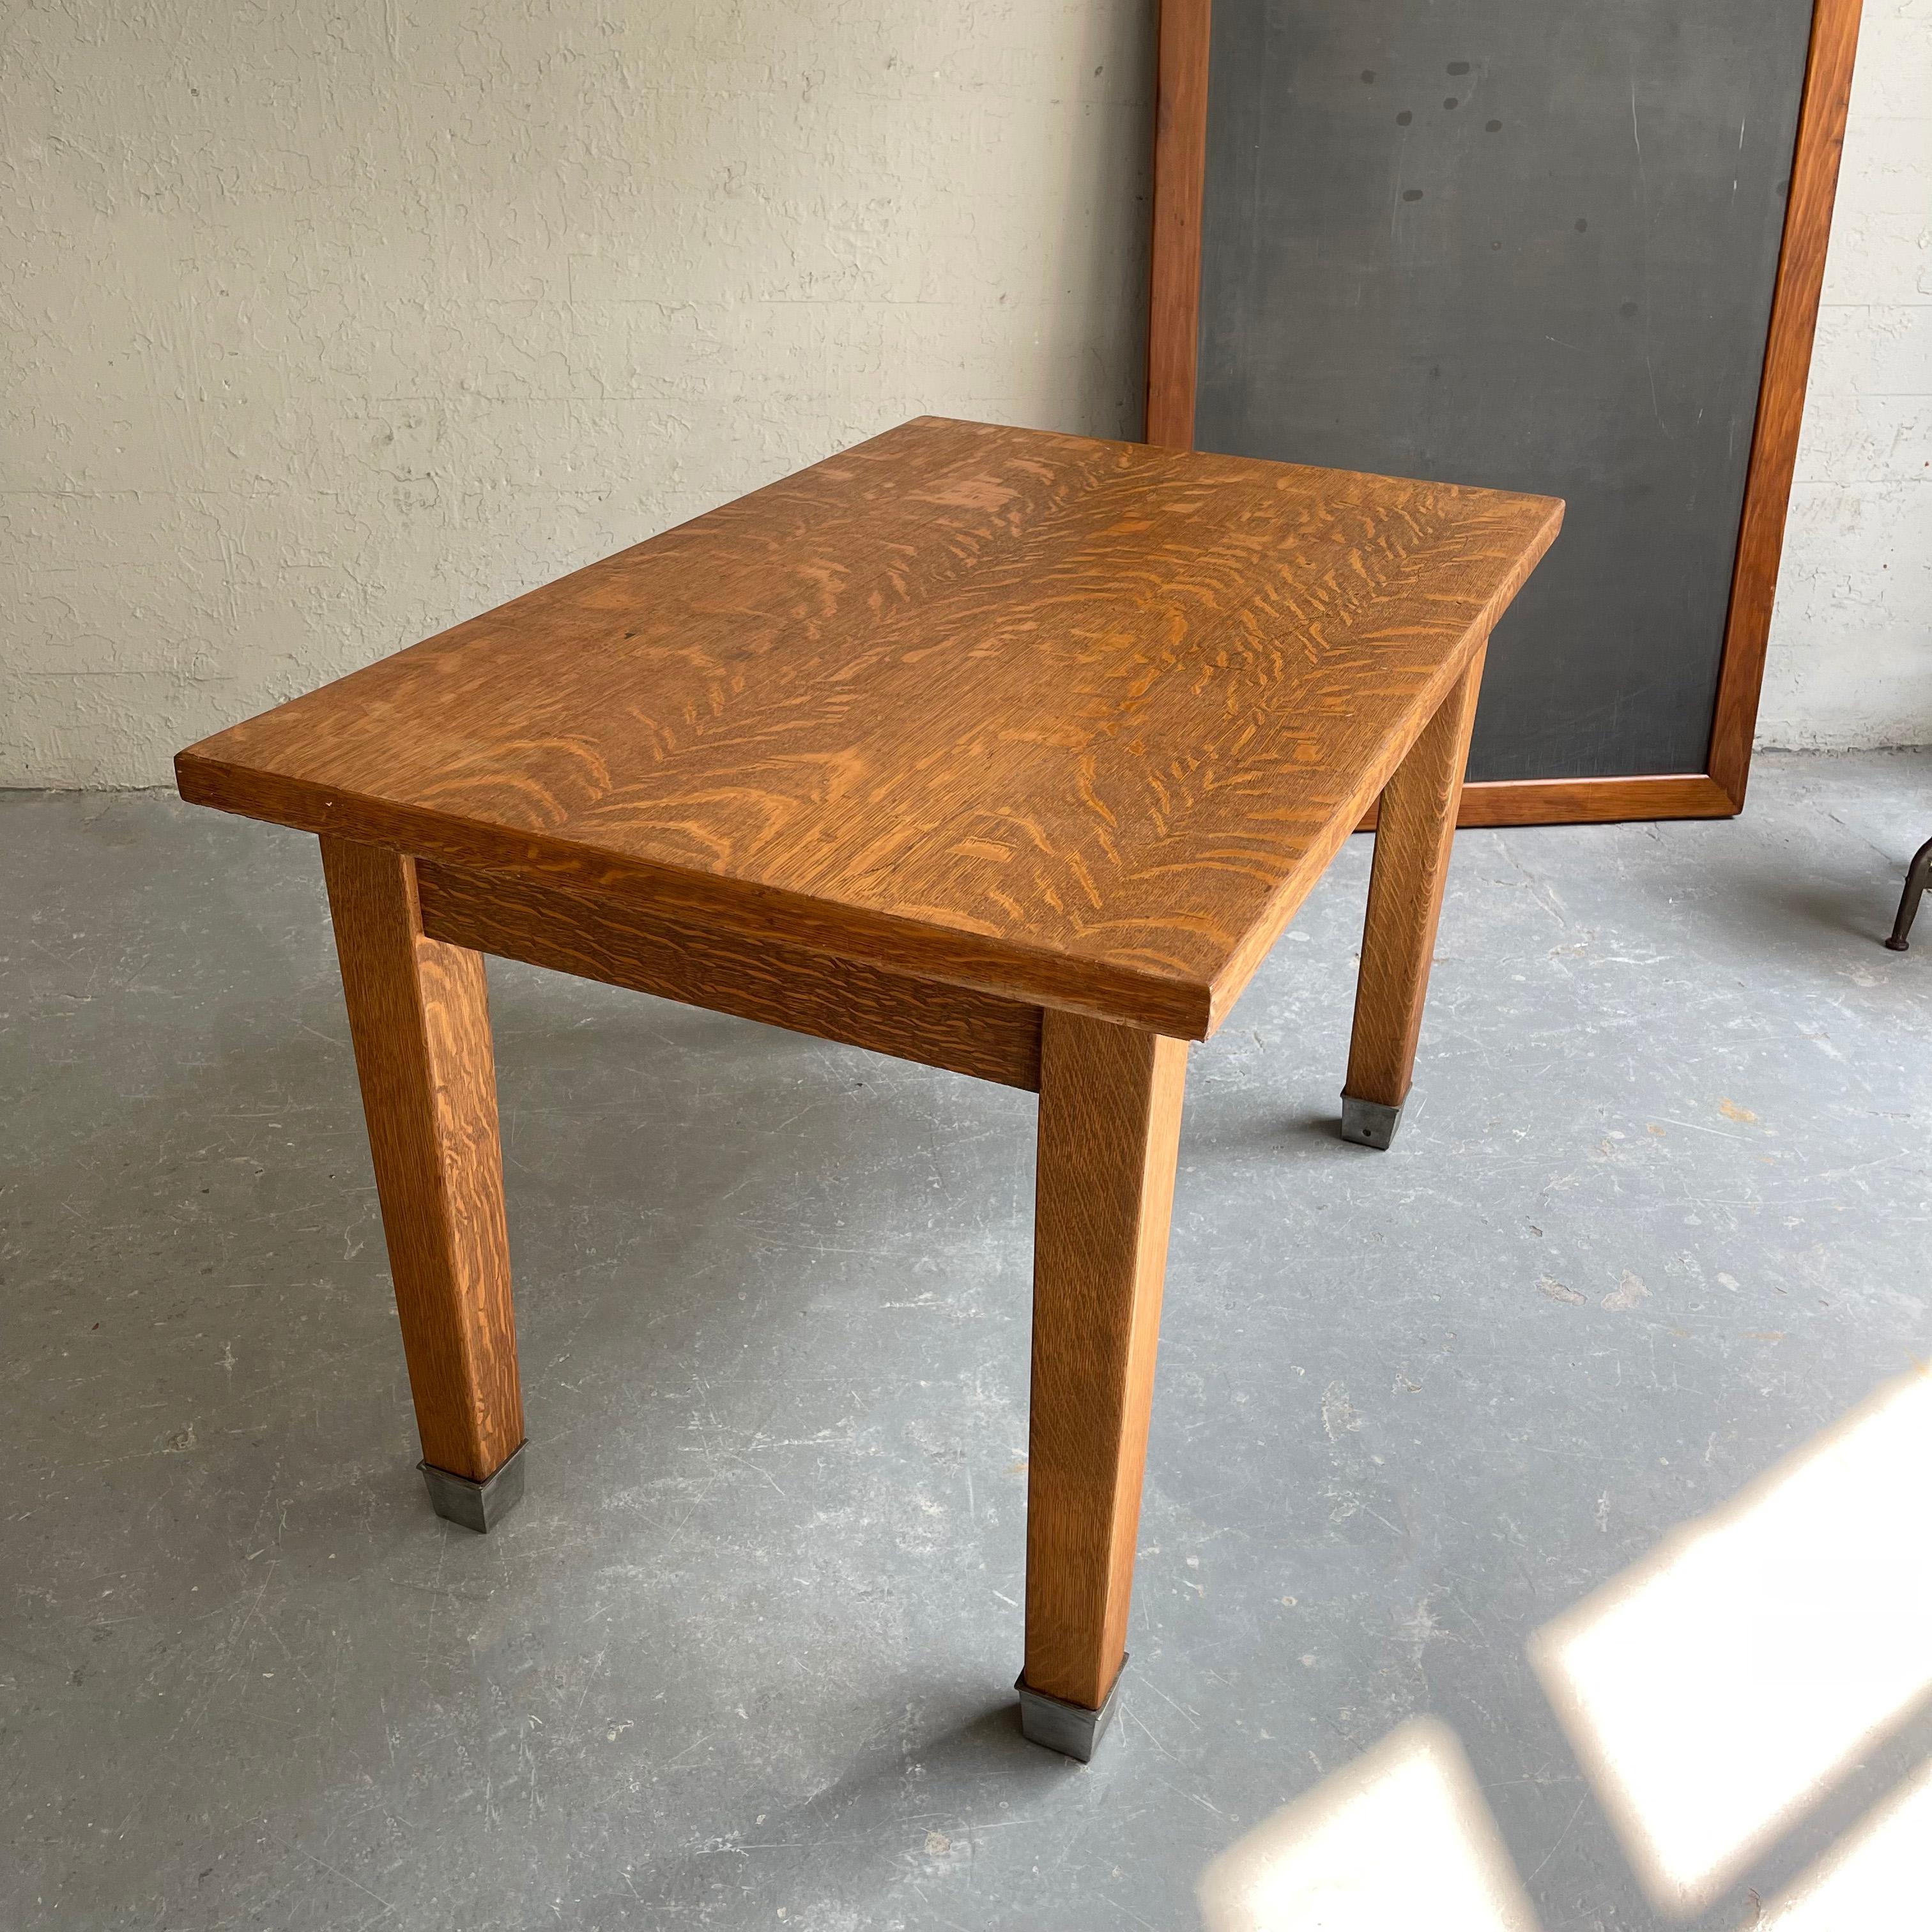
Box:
[2, 3, 1924, 787]
[1758, 0, 1932, 751]
[3, 1, 1154, 785]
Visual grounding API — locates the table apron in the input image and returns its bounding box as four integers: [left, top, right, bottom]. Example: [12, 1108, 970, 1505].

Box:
[413, 858, 1045, 1091]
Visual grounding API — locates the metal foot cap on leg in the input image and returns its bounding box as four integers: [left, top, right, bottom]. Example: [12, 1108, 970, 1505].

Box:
[1340, 1093, 1404, 1151]
[419, 1441, 526, 1533]
[1015, 1657, 1128, 1763]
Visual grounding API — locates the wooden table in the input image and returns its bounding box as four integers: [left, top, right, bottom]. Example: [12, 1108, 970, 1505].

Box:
[176, 418, 1560, 1760]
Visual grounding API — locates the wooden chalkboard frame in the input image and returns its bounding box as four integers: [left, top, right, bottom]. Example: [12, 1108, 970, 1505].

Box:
[1147, 0, 1862, 826]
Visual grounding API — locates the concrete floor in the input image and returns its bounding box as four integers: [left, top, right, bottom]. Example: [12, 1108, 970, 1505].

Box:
[3, 750, 1929, 1932]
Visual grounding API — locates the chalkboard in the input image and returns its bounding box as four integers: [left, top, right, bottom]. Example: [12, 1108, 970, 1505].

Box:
[1147, 0, 1859, 816]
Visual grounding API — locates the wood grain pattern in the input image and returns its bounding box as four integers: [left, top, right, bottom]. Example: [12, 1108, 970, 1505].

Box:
[1346, 645, 1485, 1110]
[1145, 0, 1213, 448]
[321, 838, 524, 1482]
[1024, 1009, 1189, 1710]
[1708, 0, 1864, 808]
[1147, 1, 1859, 825]
[178, 417, 1560, 1041]
[415, 860, 1043, 1090]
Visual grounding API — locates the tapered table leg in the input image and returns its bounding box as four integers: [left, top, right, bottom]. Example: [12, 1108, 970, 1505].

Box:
[321, 838, 526, 1530]
[1342, 645, 1488, 1151]
[1020, 1009, 1188, 1760]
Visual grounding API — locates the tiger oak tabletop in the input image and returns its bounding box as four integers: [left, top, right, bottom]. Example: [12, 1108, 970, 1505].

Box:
[176, 416, 1562, 1040]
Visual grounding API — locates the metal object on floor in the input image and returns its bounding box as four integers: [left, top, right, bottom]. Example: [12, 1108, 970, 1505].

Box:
[1885, 836, 1932, 952]
[1015, 1658, 1128, 1763]
[419, 1442, 527, 1533]
[1340, 1093, 1404, 1151]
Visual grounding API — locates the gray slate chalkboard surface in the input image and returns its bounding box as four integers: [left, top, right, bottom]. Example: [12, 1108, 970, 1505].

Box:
[1193, 1, 1813, 782]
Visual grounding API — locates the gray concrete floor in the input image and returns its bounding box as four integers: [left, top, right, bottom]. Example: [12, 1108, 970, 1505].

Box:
[3, 751, 1929, 1932]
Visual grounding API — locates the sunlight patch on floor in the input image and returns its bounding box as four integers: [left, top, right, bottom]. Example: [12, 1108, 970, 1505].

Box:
[1531, 1367, 1932, 1915]
[1753, 1753, 1932, 1930]
[1197, 1717, 1539, 1932]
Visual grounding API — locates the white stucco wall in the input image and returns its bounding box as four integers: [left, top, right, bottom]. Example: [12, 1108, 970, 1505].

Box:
[3, 1, 1155, 786]
[1757, 0, 1932, 751]
[2, 1, 1924, 788]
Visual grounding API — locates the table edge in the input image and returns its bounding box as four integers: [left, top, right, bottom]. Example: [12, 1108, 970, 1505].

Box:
[174, 749, 1219, 1038]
